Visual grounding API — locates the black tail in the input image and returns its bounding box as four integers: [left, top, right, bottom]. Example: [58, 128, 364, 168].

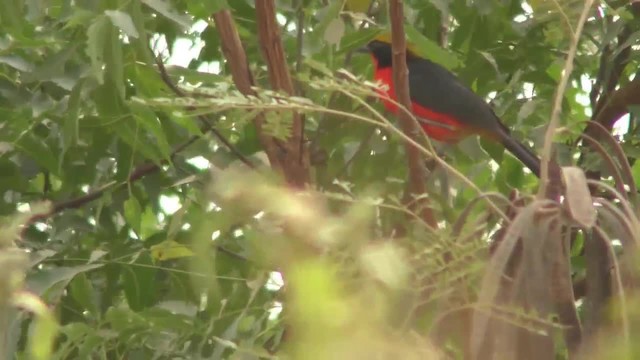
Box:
[496, 128, 541, 178]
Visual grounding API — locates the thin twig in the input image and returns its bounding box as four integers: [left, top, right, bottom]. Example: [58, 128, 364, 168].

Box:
[32, 131, 208, 222]
[334, 127, 376, 179]
[295, 0, 306, 163]
[154, 56, 255, 169]
[295, 0, 305, 74]
[538, 0, 594, 197]
[549, 0, 575, 36]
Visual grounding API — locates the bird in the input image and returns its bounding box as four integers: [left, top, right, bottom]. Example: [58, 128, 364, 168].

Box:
[360, 39, 541, 177]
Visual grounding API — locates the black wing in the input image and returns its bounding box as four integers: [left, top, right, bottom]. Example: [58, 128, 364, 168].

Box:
[407, 58, 541, 177]
[406, 57, 503, 134]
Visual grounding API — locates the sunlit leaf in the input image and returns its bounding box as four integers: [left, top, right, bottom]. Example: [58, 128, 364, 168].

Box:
[324, 19, 346, 47]
[26, 264, 104, 298]
[405, 24, 461, 70]
[86, 15, 109, 84]
[140, 0, 192, 29]
[124, 196, 143, 234]
[105, 10, 139, 38]
[150, 240, 195, 261]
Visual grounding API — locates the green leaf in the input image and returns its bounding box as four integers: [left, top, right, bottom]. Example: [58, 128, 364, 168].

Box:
[235, 122, 261, 156]
[310, 0, 345, 46]
[140, 205, 161, 240]
[23, 45, 77, 84]
[105, 307, 148, 331]
[110, 115, 164, 165]
[338, 28, 382, 53]
[150, 240, 195, 261]
[130, 102, 172, 161]
[64, 8, 95, 29]
[63, 78, 85, 149]
[345, 0, 372, 13]
[477, 50, 499, 76]
[124, 196, 143, 234]
[324, 18, 345, 47]
[104, 18, 125, 99]
[427, 0, 449, 13]
[86, 15, 109, 84]
[25, 0, 44, 23]
[495, 152, 525, 190]
[18, 294, 59, 360]
[210, 0, 230, 13]
[631, 160, 640, 189]
[262, 111, 293, 141]
[104, 10, 139, 38]
[26, 264, 104, 299]
[140, 0, 192, 29]
[0, 55, 34, 72]
[15, 134, 58, 174]
[0, 0, 24, 33]
[68, 273, 98, 315]
[122, 252, 157, 311]
[405, 24, 461, 70]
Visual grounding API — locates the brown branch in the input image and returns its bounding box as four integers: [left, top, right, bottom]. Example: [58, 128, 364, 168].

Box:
[212, 11, 284, 171]
[294, 0, 306, 164]
[31, 132, 206, 222]
[388, 0, 436, 228]
[589, 12, 612, 111]
[213, 9, 309, 187]
[591, 34, 633, 126]
[593, 2, 640, 117]
[255, 0, 309, 187]
[211, 12, 256, 94]
[591, 76, 640, 131]
[581, 2, 640, 177]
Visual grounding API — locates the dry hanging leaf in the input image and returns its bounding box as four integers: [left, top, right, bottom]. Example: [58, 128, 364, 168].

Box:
[562, 166, 596, 228]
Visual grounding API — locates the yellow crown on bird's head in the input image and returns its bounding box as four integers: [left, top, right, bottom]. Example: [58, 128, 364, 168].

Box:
[372, 31, 419, 54]
[361, 31, 420, 56]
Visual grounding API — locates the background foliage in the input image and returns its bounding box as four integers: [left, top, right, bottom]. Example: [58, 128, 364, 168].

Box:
[1, 0, 640, 358]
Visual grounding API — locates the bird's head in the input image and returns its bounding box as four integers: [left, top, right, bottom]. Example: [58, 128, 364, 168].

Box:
[357, 36, 420, 68]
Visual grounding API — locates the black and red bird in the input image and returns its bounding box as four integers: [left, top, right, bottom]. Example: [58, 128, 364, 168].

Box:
[362, 39, 541, 177]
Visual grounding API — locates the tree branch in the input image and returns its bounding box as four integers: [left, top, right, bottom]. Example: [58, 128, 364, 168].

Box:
[32, 132, 206, 222]
[592, 2, 639, 118]
[591, 76, 640, 131]
[581, 2, 640, 176]
[255, 0, 309, 187]
[388, 0, 436, 228]
[212, 9, 309, 187]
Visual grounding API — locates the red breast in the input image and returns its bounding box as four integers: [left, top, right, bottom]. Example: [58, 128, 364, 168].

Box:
[371, 56, 466, 142]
